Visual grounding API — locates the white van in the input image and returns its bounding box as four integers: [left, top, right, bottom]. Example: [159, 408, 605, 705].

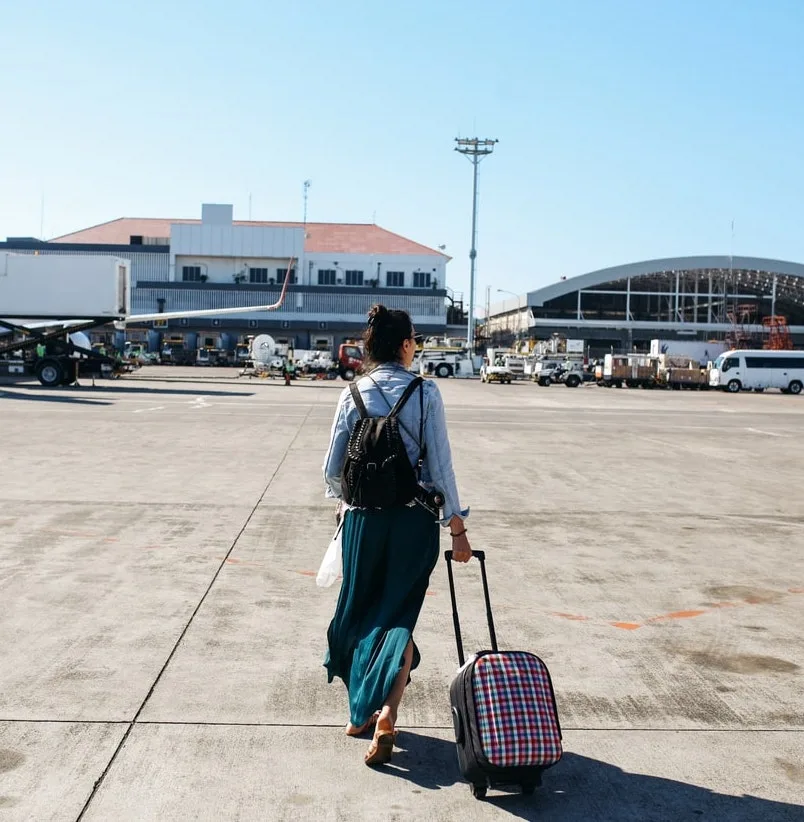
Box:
[710, 349, 804, 394]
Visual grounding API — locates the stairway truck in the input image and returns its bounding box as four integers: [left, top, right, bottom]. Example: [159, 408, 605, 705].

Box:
[0, 253, 131, 320]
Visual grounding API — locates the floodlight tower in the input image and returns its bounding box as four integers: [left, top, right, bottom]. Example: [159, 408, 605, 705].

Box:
[454, 137, 498, 350]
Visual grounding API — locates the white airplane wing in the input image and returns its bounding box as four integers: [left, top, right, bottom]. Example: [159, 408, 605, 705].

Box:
[0, 319, 89, 334]
[126, 258, 295, 323]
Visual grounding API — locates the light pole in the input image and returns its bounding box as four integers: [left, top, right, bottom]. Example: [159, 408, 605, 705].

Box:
[455, 137, 498, 351]
[497, 289, 525, 342]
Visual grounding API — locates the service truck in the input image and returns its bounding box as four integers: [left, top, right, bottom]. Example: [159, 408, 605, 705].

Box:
[0, 254, 132, 385]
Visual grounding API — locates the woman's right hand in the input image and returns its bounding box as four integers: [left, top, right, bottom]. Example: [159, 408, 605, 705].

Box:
[451, 532, 473, 563]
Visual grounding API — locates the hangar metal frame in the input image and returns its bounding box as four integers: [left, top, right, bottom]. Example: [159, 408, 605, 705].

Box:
[488, 256, 804, 337]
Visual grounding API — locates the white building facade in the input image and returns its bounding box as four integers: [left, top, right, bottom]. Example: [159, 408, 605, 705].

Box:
[1, 203, 455, 352]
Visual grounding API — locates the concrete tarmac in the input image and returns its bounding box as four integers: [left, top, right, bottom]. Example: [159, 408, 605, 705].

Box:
[1, 367, 802, 821]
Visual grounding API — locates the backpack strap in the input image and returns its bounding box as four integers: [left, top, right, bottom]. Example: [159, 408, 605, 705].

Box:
[349, 383, 369, 419]
[362, 372, 428, 479]
[388, 376, 424, 417]
[416, 378, 426, 480]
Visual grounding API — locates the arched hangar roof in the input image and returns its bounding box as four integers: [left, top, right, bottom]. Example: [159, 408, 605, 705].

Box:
[528, 255, 804, 306]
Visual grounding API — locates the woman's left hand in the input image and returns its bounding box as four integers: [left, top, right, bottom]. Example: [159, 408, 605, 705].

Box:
[451, 532, 472, 563]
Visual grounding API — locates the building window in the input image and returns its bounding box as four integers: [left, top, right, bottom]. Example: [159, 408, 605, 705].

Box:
[386, 271, 404, 287]
[318, 269, 336, 285]
[249, 267, 269, 284]
[182, 266, 202, 282]
[345, 270, 364, 286]
[277, 267, 296, 284]
[413, 271, 431, 288]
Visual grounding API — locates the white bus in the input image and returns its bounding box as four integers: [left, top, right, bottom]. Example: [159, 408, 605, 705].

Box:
[709, 349, 804, 394]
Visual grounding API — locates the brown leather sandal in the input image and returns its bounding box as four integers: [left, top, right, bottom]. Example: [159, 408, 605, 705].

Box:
[364, 729, 398, 767]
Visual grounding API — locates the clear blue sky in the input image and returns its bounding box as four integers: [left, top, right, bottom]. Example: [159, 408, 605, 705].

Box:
[2, 0, 803, 308]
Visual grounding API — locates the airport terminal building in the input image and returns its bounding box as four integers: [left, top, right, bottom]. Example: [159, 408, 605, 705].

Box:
[486, 256, 804, 353]
[1, 203, 463, 353]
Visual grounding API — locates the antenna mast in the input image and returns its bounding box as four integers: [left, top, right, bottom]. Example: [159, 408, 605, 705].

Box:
[303, 180, 311, 225]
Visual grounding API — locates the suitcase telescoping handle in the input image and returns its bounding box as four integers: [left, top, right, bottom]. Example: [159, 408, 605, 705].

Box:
[444, 549, 498, 667]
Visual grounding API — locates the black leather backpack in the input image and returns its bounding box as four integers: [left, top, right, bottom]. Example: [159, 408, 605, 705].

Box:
[341, 376, 425, 509]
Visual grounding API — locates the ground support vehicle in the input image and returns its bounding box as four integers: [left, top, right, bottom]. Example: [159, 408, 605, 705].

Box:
[480, 361, 513, 384]
[602, 354, 658, 388]
[124, 341, 159, 365]
[299, 351, 338, 379]
[709, 350, 804, 394]
[504, 355, 526, 380]
[486, 349, 526, 380]
[552, 362, 589, 388]
[530, 359, 563, 386]
[664, 367, 708, 390]
[655, 356, 709, 390]
[0, 319, 134, 386]
[161, 337, 197, 366]
[337, 342, 364, 381]
[418, 350, 475, 379]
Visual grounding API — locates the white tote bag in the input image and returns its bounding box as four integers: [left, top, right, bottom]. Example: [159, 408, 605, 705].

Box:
[316, 521, 343, 588]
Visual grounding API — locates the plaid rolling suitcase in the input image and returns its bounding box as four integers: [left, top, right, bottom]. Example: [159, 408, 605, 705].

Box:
[445, 550, 563, 799]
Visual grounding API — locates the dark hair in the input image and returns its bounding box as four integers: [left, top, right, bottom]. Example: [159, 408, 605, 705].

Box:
[363, 304, 413, 368]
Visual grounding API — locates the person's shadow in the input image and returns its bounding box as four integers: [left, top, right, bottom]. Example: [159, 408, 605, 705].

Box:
[379, 732, 803, 821]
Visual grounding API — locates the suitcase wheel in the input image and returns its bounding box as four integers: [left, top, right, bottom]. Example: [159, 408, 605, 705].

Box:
[470, 784, 487, 800]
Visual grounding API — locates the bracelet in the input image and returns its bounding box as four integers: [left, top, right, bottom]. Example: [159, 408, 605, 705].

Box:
[450, 529, 467, 538]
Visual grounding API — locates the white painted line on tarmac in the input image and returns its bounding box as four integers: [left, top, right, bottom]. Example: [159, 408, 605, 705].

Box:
[132, 406, 165, 414]
[745, 427, 789, 438]
[162, 412, 311, 419]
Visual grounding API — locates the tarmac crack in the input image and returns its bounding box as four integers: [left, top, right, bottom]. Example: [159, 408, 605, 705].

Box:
[72, 405, 315, 822]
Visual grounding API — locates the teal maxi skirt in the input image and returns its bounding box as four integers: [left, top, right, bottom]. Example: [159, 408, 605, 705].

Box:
[324, 504, 440, 728]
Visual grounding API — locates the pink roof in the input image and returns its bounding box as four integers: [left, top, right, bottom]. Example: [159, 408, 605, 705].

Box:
[50, 218, 448, 258]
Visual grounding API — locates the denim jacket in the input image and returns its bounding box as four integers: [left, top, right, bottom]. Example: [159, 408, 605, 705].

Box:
[322, 363, 469, 525]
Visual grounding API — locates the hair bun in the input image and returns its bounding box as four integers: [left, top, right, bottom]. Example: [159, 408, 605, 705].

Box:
[367, 304, 390, 327]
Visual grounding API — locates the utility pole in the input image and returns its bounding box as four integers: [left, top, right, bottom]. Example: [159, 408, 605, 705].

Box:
[455, 137, 498, 351]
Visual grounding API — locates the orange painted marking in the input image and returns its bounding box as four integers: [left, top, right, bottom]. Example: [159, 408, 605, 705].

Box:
[552, 612, 589, 622]
[296, 570, 317, 577]
[552, 587, 802, 632]
[425, 590, 437, 597]
[649, 609, 708, 623]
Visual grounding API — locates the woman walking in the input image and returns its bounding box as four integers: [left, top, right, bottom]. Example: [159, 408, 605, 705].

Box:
[322, 305, 472, 766]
